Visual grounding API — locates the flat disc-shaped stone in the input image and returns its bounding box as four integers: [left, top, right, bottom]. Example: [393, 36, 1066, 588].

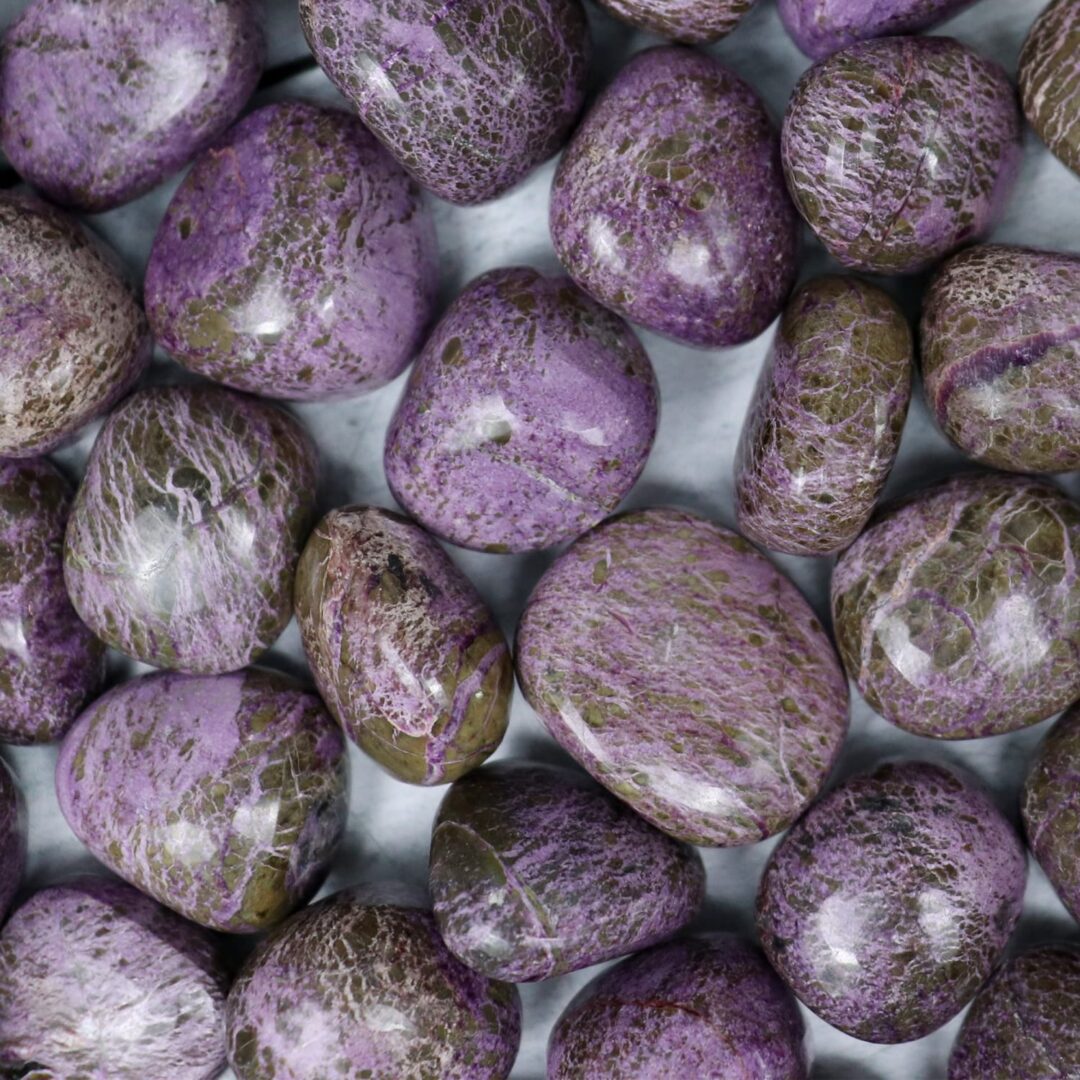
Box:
[1020, 0, 1080, 177]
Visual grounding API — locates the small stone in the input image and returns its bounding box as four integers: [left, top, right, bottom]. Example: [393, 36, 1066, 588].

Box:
[226, 883, 522, 1079]
[550, 46, 798, 349]
[64, 384, 318, 674]
[516, 507, 849, 846]
[384, 267, 658, 552]
[428, 760, 705, 981]
[831, 472, 1080, 739]
[0, 761, 26, 923]
[1020, 0, 1080, 177]
[735, 275, 912, 555]
[756, 760, 1027, 1044]
[782, 36, 1021, 274]
[592, 0, 758, 44]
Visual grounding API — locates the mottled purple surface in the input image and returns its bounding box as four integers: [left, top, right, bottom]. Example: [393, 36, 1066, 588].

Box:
[516, 507, 849, 846]
[429, 760, 705, 982]
[385, 268, 658, 553]
[0, 877, 228, 1079]
[782, 36, 1021, 274]
[550, 46, 798, 349]
[1020, 0, 1080, 177]
[0, 760, 25, 923]
[548, 934, 809, 1079]
[594, 0, 757, 43]
[0, 0, 264, 212]
[757, 761, 1027, 1044]
[146, 100, 438, 402]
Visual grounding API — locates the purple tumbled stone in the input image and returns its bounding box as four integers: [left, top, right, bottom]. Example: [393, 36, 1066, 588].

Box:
[550, 46, 799, 349]
[757, 760, 1027, 1044]
[593, 0, 758, 44]
[1020, 0, 1080, 178]
[0, 761, 26, 922]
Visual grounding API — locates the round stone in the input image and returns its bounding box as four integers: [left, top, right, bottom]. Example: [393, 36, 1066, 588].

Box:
[428, 760, 705, 982]
[64, 384, 318, 674]
[782, 36, 1021, 274]
[145, 100, 438, 402]
[0, 0, 264, 212]
[756, 760, 1027, 1044]
[384, 267, 658, 553]
[831, 472, 1080, 739]
[298, 0, 589, 205]
[0, 761, 26, 924]
[592, 0, 757, 44]
[735, 275, 912, 556]
[226, 883, 522, 1079]
[516, 507, 850, 846]
[1020, 0, 1080, 177]
[550, 46, 798, 349]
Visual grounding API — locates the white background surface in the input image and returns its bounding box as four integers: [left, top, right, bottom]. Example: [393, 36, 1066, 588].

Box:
[2, 1, 1079, 1078]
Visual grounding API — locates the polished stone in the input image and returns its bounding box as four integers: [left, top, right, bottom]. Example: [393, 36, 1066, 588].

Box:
[1020, 0, 1080, 177]
[593, 0, 757, 43]
[0, 761, 25, 923]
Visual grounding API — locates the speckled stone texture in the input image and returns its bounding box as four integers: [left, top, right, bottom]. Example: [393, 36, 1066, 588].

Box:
[0, 458, 105, 744]
[429, 760, 705, 982]
[832, 473, 1080, 739]
[226, 883, 522, 1079]
[384, 268, 658, 553]
[735, 276, 912, 556]
[56, 669, 348, 933]
[757, 760, 1027, 1044]
[1021, 0, 1080, 177]
[0, 761, 26, 923]
[64, 384, 317, 674]
[548, 934, 809, 1080]
[299, 0, 588, 205]
[0, 0, 264, 212]
[921, 245, 1080, 473]
[516, 507, 849, 846]
[782, 36, 1021, 274]
[0, 877, 228, 1079]
[593, 0, 757, 44]
[0, 194, 151, 458]
[550, 46, 798, 349]
[146, 100, 438, 402]
[295, 506, 511, 784]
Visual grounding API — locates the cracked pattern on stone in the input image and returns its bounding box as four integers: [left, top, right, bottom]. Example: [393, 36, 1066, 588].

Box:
[594, 0, 756, 44]
[1021, 0, 1080, 177]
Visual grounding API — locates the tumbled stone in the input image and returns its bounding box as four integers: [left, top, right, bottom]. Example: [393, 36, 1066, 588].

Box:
[550, 46, 798, 348]
[295, 506, 511, 784]
[56, 668, 348, 933]
[146, 100, 438, 402]
[1020, 0, 1080, 177]
[548, 934, 808, 1079]
[0, 877, 228, 1079]
[782, 36, 1021, 274]
[429, 760, 705, 982]
[735, 275, 912, 556]
[384, 267, 658, 552]
[593, 0, 757, 44]
[0, 0, 264, 212]
[516, 507, 849, 846]
[226, 883, 522, 1079]
[64, 384, 317, 673]
[757, 760, 1026, 1044]
[0, 761, 25, 923]
[831, 472, 1080, 739]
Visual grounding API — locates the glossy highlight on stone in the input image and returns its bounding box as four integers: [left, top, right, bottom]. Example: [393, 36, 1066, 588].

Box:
[1020, 0, 1080, 177]
[146, 100, 438, 402]
[516, 507, 849, 846]
[0, 760, 26, 923]
[782, 36, 1021, 274]
[64, 384, 318, 674]
[594, 0, 757, 44]
[551, 46, 798, 349]
[0, 0, 264, 212]
[429, 760, 705, 982]
[385, 267, 658, 553]
[226, 883, 522, 1079]
[735, 275, 912, 556]
[299, 0, 589, 205]
[757, 760, 1026, 1044]
[831, 472, 1080, 739]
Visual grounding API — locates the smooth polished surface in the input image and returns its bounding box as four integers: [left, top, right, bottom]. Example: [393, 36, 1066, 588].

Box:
[1020, 0, 1080, 177]
[593, 0, 757, 43]
[0, 760, 25, 923]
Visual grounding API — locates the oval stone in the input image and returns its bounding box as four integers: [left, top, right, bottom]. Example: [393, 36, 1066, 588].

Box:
[145, 100, 438, 402]
[831, 472, 1080, 739]
[226, 883, 522, 1079]
[1021, 0, 1080, 177]
[295, 506, 511, 784]
[384, 267, 658, 553]
[56, 668, 348, 933]
[0, 458, 105, 743]
[429, 760, 705, 982]
[516, 507, 850, 846]
[782, 36, 1021, 274]
[756, 760, 1026, 1044]
[735, 275, 912, 555]
[0, 761, 26, 923]
[64, 384, 318, 673]
[592, 0, 757, 43]
[0, 878, 228, 1079]
[550, 46, 799, 349]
